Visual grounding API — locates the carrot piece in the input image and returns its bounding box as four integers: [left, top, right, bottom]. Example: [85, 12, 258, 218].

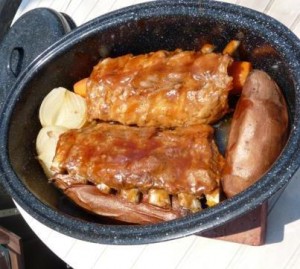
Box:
[228, 61, 253, 94]
[200, 43, 215, 54]
[223, 40, 240, 56]
[74, 78, 88, 97]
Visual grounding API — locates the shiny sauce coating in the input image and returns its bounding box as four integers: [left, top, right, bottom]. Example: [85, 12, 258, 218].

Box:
[87, 50, 233, 127]
[52, 123, 224, 196]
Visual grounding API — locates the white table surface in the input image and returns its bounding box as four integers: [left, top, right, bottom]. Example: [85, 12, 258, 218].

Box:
[12, 0, 300, 268]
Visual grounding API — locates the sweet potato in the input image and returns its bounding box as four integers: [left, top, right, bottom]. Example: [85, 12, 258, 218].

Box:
[73, 78, 88, 97]
[228, 61, 252, 94]
[222, 70, 289, 197]
[223, 40, 240, 56]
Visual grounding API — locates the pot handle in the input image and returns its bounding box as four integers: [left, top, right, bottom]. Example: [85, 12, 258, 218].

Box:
[0, 8, 76, 109]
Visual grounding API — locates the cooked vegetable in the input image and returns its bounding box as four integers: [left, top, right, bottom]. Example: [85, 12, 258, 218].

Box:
[223, 40, 240, 56]
[39, 87, 87, 129]
[228, 61, 252, 94]
[36, 126, 68, 177]
[222, 70, 289, 197]
[74, 78, 88, 97]
[37, 87, 87, 176]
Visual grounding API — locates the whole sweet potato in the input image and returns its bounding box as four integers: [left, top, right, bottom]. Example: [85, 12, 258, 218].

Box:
[222, 70, 289, 197]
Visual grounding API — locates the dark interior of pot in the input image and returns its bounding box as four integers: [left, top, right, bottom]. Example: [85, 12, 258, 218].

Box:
[3, 1, 300, 243]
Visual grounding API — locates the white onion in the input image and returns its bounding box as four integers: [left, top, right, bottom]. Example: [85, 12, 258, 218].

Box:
[36, 126, 68, 177]
[39, 87, 87, 129]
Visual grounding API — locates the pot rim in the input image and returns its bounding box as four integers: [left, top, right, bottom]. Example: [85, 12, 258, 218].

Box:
[1, 0, 300, 245]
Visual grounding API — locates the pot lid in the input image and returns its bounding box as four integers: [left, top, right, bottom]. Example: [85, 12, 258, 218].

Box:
[0, 8, 76, 109]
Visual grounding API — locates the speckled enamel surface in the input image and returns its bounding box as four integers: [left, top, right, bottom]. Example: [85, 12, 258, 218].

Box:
[0, 0, 300, 245]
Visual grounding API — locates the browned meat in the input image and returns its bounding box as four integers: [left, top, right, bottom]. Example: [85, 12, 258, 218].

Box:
[86, 50, 233, 127]
[52, 123, 224, 197]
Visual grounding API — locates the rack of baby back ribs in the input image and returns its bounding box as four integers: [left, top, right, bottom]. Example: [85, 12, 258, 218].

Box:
[36, 40, 288, 224]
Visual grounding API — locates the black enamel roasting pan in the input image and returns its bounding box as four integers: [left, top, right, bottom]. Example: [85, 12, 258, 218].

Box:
[0, 1, 300, 244]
